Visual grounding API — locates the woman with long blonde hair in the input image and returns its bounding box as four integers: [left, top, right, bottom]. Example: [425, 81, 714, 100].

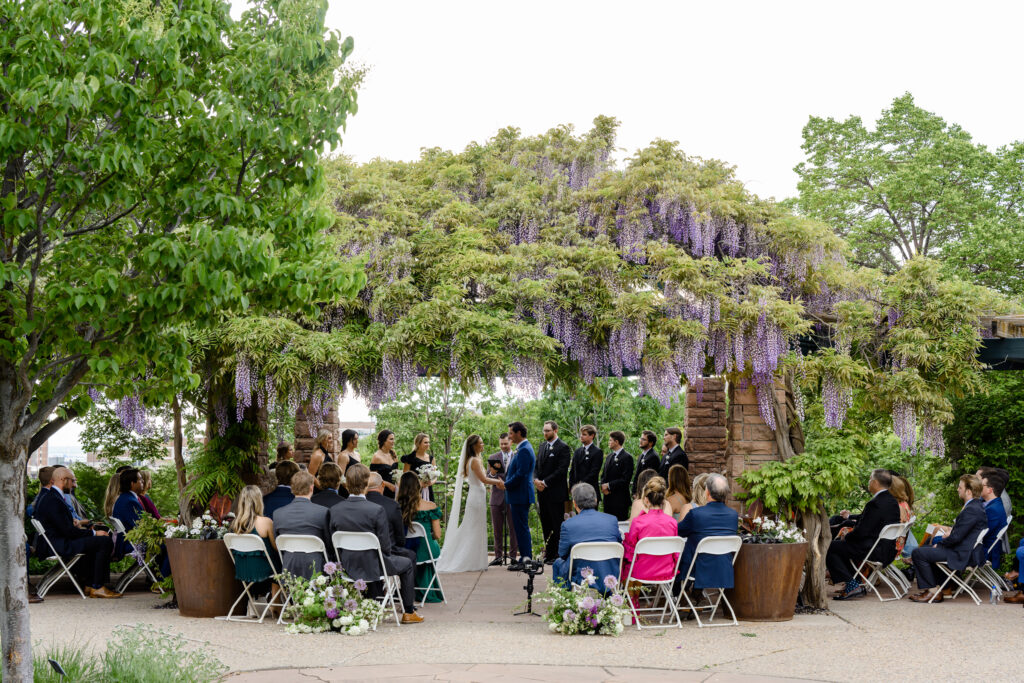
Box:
[103, 473, 120, 518]
[308, 428, 335, 477]
[228, 486, 282, 592]
[690, 472, 710, 508]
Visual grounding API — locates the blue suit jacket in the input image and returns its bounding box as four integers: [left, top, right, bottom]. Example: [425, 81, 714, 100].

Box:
[552, 509, 622, 587]
[983, 497, 1007, 566]
[504, 440, 536, 506]
[677, 502, 739, 589]
[939, 497, 989, 571]
[262, 486, 295, 520]
[112, 492, 145, 556]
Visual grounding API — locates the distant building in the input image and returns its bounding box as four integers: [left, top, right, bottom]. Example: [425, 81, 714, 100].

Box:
[27, 440, 49, 476]
[339, 421, 377, 437]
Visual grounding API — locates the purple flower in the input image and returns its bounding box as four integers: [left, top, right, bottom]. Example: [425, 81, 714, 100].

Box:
[609, 594, 624, 607]
[580, 567, 594, 580]
[324, 562, 338, 575]
[344, 599, 358, 611]
[563, 609, 577, 622]
[325, 608, 339, 619]
[324, 597, 337, 609]
[603, 575, 618, 591]
[580, 596, 596, 611]
[354, 579, 367, 592]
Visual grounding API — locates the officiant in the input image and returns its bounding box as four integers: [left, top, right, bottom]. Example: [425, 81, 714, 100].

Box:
[487, 433, 518, 565]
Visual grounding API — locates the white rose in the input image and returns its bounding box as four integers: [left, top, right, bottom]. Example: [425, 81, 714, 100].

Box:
[339, 615, 353, 626]
[316, 576, 328, 586]
[332, 619, 342, 628]
[303, 597, 314, 606]
[549, 622, 558, 632]
[358, 619, 368, 629]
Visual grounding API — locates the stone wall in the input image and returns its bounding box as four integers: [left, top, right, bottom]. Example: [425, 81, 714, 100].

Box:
[293, 404, 340, 465]
[683, 377, 728, 475]
[724, 382, 785, 508]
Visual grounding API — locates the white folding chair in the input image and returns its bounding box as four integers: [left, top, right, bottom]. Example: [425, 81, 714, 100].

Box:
[333, 531, 401, 627]
[567, 541, 624, 590]
[974, 516, 1012, 593]
[108, 517, 161, 594]
[274, 534, 332, 623]
[623, 536, 685, 630]
[882, 520, 916, 595]
[850, 522, 908, 601]
[930, 528, 989, 604]
[31, 519, 87, 599]
[407, 522, 446, 605]
[676, 536, 742, 627]
[617, 520, 631, 539]
[222, 533, 283, 623]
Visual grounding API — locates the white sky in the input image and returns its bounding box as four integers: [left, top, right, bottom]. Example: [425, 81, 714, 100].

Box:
[49, 0, 1024, 448]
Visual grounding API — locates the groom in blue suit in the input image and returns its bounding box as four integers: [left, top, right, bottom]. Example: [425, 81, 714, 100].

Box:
[504, 421, 535, 571]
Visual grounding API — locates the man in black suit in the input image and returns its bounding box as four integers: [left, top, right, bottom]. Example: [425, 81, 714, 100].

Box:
[534, 420, 572, 564]
[311, 462, 347, 507]
[569, 424, 603, 505]
[33, 467, 119, 598]
[600, 431, 634, 521]
[366, 472, 416, 567]
[631, 430, 661, 496]
[909, 474, 989, 603]
[825, 469, 902, 599]
[659, 427, 688, 478]
[273, 471, 331, 578]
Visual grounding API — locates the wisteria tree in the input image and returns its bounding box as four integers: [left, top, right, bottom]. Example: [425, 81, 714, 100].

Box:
[0, 0, 361, 676]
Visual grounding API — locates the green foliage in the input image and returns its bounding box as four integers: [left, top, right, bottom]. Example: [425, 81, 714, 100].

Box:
[79, 404, 171, 464]
[795, 93, 1024, 295]
[33, 642, 101, 683]
[183, 421, 263, 506]
[69, 464, 114, 519]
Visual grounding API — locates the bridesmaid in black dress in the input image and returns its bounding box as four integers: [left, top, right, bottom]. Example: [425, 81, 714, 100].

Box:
[337, 429, 361, 473]
[369, 429, 400, 499]
[308, 429, 334, 477]
[401, 432, 436, 503]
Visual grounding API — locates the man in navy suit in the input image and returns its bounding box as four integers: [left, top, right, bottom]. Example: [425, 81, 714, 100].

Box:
[978, 467, 1008, 568]
[111, 468, 145, 557]
[676, 473, 739, 592]
[34, 467, 120, 598]
[910, 474, 989, 603]
[552, 484, 621, 588]
[273, 471, 332, 578]
[504, 421, 535, 571]
[262, 460, 298, 519]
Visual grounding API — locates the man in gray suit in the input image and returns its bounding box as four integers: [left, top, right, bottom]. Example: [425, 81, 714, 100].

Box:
[273, 471, 330, 579]
[329, 464, 424, 624]
[487, 433, 517, 565]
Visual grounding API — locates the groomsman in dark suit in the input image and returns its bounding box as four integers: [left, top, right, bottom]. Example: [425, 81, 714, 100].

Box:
[535, 420, 572, 564]
[631, 430, 661, 496]
[600, 431, 634, 521]
[569, 424, 603, 505]
[659, 427, 689, 478]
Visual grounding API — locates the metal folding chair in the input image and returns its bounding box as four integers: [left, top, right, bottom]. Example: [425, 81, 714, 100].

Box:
[332, 531, 401, 627]
[222, 533, 284, 623]
[30, 519, 87, 599]
[972, 516, 1012, 593]
[274, 534, 332, 623]
[676, 536, 742, 627]
[617, 520, 631, 540]
[623, 536, 685, 630]
[407, 522, 446, 605]
[850, 522, 908, 601]
[930, 528, 989, 604]
[567, 541, 624, 590]
[107, 517, 161, 594]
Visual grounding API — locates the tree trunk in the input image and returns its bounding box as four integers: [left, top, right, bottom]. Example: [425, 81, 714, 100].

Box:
[172, 396, 186, 493]
[0, 439, 32, 683]
[798, 504, 831, 609]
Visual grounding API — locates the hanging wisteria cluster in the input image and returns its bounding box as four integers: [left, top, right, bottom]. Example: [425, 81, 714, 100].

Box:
[115, 395, 147, 435]
[891, 399, 916, 451]
[822, 372, 853, 429]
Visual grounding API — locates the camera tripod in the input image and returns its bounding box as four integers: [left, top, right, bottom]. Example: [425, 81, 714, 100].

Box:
[513, 560, 544, 617]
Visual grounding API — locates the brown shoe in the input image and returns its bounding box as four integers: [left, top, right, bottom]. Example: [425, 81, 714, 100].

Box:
[86, 586, 122, 599]
[910, 590, 941, 603]
[1003, 591, 1024, 604]
[400, 612, 424, 624]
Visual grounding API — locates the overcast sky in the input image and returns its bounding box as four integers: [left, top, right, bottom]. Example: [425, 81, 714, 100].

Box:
[50, 0, 1024, 448]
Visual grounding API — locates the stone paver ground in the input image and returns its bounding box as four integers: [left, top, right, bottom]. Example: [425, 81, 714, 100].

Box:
[28, 565, 1024, 682]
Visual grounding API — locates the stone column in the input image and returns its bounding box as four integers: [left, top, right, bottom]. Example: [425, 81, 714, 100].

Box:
[683, 377, 728, 475]
[724, 382, 785, 511]
[293, 403, 340, 465]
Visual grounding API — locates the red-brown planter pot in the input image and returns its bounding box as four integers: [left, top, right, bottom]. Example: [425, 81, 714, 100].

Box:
[725, 541, 807, 622]
[166, 538, 241, 618]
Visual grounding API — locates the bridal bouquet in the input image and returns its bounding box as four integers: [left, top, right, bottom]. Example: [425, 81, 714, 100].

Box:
[415, 463, 440, 484]
[537, 568, 627, 636]
[280, 563, 383, 635]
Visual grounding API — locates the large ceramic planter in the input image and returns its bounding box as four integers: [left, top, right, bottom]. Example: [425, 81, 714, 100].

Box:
[165, 538, 241, 618]
[725, 541, 807, 622]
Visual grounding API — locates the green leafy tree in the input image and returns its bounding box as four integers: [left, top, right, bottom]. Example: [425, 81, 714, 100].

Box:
[795, 93, 1024, 295]
[0, 0, 362, 675]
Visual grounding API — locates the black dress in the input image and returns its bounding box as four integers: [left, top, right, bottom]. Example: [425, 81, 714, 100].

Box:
[369, 461, 400, 499]
[401, 452, 435, 502]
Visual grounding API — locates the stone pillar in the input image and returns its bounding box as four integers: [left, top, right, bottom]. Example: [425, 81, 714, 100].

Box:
[293, 403, 340, 465]
[683, 377, 728, 476]
[724, 382, 785, 510]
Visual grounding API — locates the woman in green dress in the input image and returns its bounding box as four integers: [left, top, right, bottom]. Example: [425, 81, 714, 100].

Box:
[398, 472, 444, 603]
[228, 486, 282, 601]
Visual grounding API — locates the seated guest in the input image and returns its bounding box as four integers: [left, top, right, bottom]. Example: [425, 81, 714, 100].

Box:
[31, 466, 56, 511]
[111, 468, 145, 557]
[397, 471, 443, 603]
[229, 485, 282, 601]
[622, 477, 679, 584]
[310, 462, 347, 507]
[262, 460, 299, 519]
[103, 472, 121, 518]
[665, 465, 693, 522]
[552, 483, 621, 588]
[277, 440, 295, 463]
[676, 474, 739, 593]
[272, 471, 331, 578]
[910, 474, 988, 603]
[825, 469, 901, 600]
[329, 464, 424, 624]
[34, 467, 120, 598]
[977, 468, 1007, 569]
[628, 469, 673, 520]
[366, 472, 413, 557]
[138, 470, 162, 519]
[690, 473, 710, 508]
[888, 474, 914, 558]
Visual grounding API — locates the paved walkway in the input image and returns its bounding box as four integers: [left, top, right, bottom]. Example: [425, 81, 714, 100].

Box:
[28, 566, 1024, 682]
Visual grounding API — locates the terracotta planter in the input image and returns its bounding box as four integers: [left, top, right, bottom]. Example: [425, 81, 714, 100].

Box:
[725, 541, 807, 622]
[165, 538, 241, 618]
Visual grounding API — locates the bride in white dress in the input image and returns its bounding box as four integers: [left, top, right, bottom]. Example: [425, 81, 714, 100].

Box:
[436, 434, 504, 573]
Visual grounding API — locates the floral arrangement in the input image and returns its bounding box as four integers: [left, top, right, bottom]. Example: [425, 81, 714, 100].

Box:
[537, 567, 627, 636]
[415, 463, 440, 484]
[741, 516, 806, 544]
[164, 512, 231, 540]
[280, 562, 384, 635]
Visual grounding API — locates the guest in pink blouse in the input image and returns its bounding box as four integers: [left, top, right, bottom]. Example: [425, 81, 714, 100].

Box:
[622, 476, 679, 583]
[138, 470, 161, 519]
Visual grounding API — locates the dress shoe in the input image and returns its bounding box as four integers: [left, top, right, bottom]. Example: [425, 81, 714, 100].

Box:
[833, 585, 866, 601]
[86, 586, 122, 599]
[909, 590, 940, 603]
[1003, 591, 1024, 604]
[400, 612, 424, 624]
[488, 557, 504, 567]
[29, 594, 43, 604]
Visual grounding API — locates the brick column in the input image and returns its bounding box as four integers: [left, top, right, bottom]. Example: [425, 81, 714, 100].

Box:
[293, 403, 340, 465]
[683, 377, 728, 475]
[725, 382, 785, 509]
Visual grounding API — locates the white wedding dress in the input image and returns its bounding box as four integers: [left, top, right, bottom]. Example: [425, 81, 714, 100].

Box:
[436, 443, 488, 573]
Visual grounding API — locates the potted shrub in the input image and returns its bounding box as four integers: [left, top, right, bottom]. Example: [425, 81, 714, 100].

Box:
[164, 513, 239, 618]
[725, 517, 808, 621]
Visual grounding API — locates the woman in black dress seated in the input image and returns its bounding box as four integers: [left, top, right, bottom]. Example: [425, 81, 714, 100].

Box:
[401, 432, 436, 502]
[369, 429, 400, 499]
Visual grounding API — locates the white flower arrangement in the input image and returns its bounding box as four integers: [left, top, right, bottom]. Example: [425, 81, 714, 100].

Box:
[164, 512, 230, 540]
[744, 516, 806, 544]
[536, 568, 628, 636]
[415, 463, 440, 484]
[280, 564, 383, 636]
